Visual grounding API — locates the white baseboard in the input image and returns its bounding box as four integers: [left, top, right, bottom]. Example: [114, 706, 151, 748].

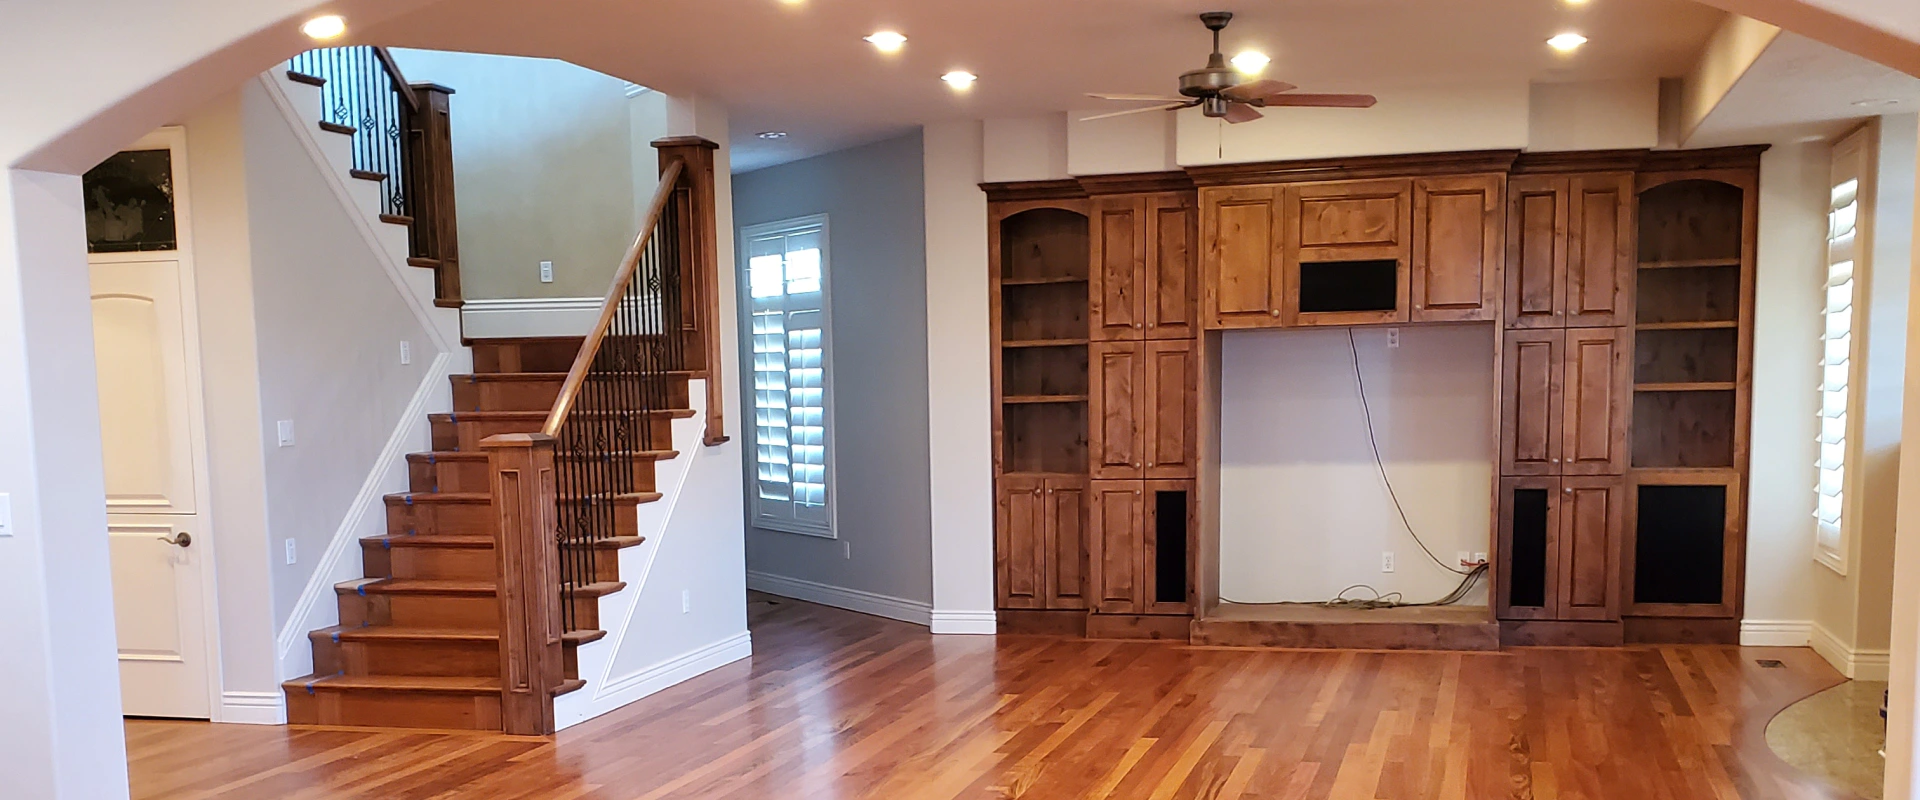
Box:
[273, 353, 453, 680]
[556, 631, 752, 731]
[1741, 619, 1813, 647]
[218, 691, 287, 725]
[1811, 622, 1892, 680]
[748, 571, 933, 627]
[460, 297, 605, 339]
[930, 610, 997, 635]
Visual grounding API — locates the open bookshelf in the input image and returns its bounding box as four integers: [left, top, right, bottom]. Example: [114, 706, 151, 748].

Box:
[997, 206, 1092, 475]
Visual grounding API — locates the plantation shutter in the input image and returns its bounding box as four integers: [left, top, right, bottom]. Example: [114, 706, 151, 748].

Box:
[1816, 138, 1863, 567]
[745, 219, 833, 535]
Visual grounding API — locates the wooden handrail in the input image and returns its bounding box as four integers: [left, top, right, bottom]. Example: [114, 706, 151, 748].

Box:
[372, 47, 423, 114]
[542, 158, 687, 438]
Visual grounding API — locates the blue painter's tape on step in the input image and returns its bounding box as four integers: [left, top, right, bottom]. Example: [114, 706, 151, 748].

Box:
[382, 539, 391, 550]
[305, 679, 319, 696]
[331, 630, 340, 643]
[404, 495, 414, 506]
[428, 453, 436, 464]
[357, 584, 367, 596]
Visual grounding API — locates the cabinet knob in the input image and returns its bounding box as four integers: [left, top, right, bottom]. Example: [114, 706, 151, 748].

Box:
[1135, 490, 1141, 496]
[1147, 461, 1155, 467]
[1564, 487, 1574, 494]
[1135, 323, 1143, 329]
[1148, 323, 1156, 328]
[1270, 310, 1281, 317]
[1551, 458, 1560, 463]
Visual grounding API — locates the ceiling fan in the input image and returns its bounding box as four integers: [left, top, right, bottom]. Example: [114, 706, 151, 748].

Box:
[1085, 11, 1378, 124]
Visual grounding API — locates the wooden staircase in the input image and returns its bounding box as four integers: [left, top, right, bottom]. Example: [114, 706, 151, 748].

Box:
[283, 337, 691, 730]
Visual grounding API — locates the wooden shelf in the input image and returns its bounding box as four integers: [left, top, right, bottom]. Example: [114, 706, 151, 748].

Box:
[1635, 320, 1738, 331]
[1001, 276, 1089, 287]
[1003, 394, 1088, 405]
[1002, 338, 1090, 349]
[1640, 258, 1742, 270]
[1635, 382, 1737, 392]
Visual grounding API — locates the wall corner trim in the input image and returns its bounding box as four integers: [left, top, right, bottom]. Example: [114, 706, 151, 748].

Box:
[217, 691, 288, 725]
[1740, 619, 1814, 647]
[1811, 621, 1892, 680]
[460, 296, 610, 339]
[929, 610, 997, 635]
[748, 571, 933, 627]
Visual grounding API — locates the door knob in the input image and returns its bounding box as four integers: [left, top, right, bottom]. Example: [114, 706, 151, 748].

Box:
[159, 532, 193, 548]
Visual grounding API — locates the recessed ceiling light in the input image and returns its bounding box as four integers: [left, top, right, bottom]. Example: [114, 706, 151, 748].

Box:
[1230, 51, 1271, 75]
[757, 131, 788, 140]
[1547, 32, 1588, 53]
[1853, 98, 1901, 107]
[301, 14, 347, 41]
[941, 71, 978, 90]
[864, 31, 907, 53]
[1563, 0, 1590, 5]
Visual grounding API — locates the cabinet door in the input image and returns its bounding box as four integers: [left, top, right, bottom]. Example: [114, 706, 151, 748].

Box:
[1557, 476, 1623, 621]
[994, 475, 1047, 609]
[1504, 176, 1568, 329]
[1145, 194, 1198, 339]
[1412, 174, 1502, 323]
[1089, 341, 1144, 480]
[1201, 186, 1285, 328]
[1496, 476, 1561, 620]
[1089, 480, 1146, 613]
[1500, 330, 1564, 476]
[1142, 480, 1195, 615]
[1091, 196, 1146, 341]
[1285, 179, 1412, 327]
[1143, 340, 1197, 480]
[1043, 477, 1089, 610]
[1565, 173, 1634, 327]
[1561, 327, 1629, 475]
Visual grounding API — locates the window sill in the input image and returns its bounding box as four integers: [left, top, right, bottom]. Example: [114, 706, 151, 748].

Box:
[1815, 549, 1848, 577]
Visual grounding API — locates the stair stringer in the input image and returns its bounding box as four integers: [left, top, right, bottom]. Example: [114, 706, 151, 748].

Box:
[554, 380, 753, 730]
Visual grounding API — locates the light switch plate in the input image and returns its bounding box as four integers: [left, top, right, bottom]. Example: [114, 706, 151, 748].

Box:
[277, 420, 296, 447]
[0, 493, 11, 537]
[285, 539, 297, 565]
[539, 261, 554, 283]
[681, 589, 691, 614]
[400, 340, 411, 365]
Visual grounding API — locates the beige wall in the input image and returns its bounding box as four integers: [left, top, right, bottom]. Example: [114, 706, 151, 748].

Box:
[389, 50, 640, 300]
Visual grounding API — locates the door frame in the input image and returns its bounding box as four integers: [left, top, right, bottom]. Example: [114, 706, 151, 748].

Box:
[90, 125, 226, 720]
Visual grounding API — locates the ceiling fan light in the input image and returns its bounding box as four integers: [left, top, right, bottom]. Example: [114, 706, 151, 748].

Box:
[1230, 51, 1270, 75]
[864, 31, 907, 53]
[1547, 32, 1588, 53]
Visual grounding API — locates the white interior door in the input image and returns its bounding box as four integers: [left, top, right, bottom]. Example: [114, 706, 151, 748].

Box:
[89, 130, 216, 719]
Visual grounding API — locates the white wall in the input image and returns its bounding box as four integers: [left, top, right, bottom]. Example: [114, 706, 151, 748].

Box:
[1218, 326, 1495, 604]
[389, 50, 639, 300]
[732, 132, 935, 616]
[1858, 114, 1918, 657]
[1178, 82, 1531, 166]
[1528, 80, 1662, 152]
[922, 121, 997, 633]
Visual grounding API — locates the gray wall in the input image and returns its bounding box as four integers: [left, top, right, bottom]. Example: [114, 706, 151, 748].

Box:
[731, 131, 934, 607]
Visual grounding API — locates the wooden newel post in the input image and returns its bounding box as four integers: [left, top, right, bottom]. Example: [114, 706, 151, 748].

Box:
[481, 433, 562, 735]
[407, 83, 462, 305]
[652, 136, 729, 447]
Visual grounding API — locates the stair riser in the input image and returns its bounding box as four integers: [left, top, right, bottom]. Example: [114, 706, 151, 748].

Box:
[339, 592, 499, 629]
[452, 376, 692, 414]
[362, 543, 497, 581]
[411, 456, 661, 495]
[387, 500, 493, 537]
[432, 416, 675, 451]
[557, 503, 643, 539]
[567, 596, 602, 631]
[286, 688, 503, 731]
[311, 636, 500, 678]
[472, 339, 583, 374]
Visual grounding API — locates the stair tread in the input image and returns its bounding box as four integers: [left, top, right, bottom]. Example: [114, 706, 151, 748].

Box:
[385, 490, 661, 503]
[286, 70, 326, 87]
[457, 371, 696, 382]
[286, 674, 499, 693]
[408, 449, 679, 462]
[336, 578, 495, 595]
[317, 625, 496, 642]
[554, 678, 587, 697]
[432, 409, 694, 421]
[349, 168, 388, 182]
[362, 533, 493, 548]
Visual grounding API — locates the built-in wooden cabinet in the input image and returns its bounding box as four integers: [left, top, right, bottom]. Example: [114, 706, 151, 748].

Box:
[1499, 327, 1628, 477]
[1090, 340, 1197, 481]
[1092, 193, 1198, 341]
[1495, 476, 1624, 621]
[995, 474, 1089, 610]
[1201, 186, 1285, 328]
[1412, 174, 1503, 323]
[1284, 178, 1413, 327]
[1505, 172, 1635, 329]
[1090, 479, 1194, 615]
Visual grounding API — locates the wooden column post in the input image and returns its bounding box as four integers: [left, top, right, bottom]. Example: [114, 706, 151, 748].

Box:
[652, 136, 729, 446]
[408, 83, 462, 306]
[481, 433, 561, 735]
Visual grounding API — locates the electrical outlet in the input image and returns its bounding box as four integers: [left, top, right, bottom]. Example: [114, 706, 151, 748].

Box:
[1382, 551, 1396, 573]
[681, 589, 691, 614]
[400, 340, 411, 365]
[539, 260, 554, 283]
[1386, 328, 1400, 349]
[0, 493, 11, 538]
[843, 540, 852, 560]
[1457, 551, 1473, 568]
[1474, 552, 1488, 566]
[276, 420, 295, 447]
[285, 539, 297, 565]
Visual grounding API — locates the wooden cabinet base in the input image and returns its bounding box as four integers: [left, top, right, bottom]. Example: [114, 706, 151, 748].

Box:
[1192, 604, 1500, 651]
[1623, 616, 1740, 645]
[1499, 620, 1624, 647]
[996, 609, 1089, 637]
[1085, 613, 1191, 642]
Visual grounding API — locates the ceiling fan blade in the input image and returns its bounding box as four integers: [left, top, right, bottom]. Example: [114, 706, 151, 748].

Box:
[1087, 93, 1190, 102]
[1257, 93, 1379, 108]
[1222, 103, 1264, 124]
[1219, 79, 1298, 103]
[1080, 102, 1191, 122]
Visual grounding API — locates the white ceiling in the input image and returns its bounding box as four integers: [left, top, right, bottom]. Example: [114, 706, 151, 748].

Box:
[1690, 31, 1920, 146]
[368, 0, 1729, 171]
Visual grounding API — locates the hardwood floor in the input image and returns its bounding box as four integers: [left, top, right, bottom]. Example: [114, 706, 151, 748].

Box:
[128, 594, 1862, 799]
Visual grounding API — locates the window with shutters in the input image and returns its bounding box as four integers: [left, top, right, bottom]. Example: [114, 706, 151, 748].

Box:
[741, 215, 836, 537]
[1816, 130, 1868, 574]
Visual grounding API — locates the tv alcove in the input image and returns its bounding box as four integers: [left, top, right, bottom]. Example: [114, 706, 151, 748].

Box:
[986, 147, 1762, 649]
